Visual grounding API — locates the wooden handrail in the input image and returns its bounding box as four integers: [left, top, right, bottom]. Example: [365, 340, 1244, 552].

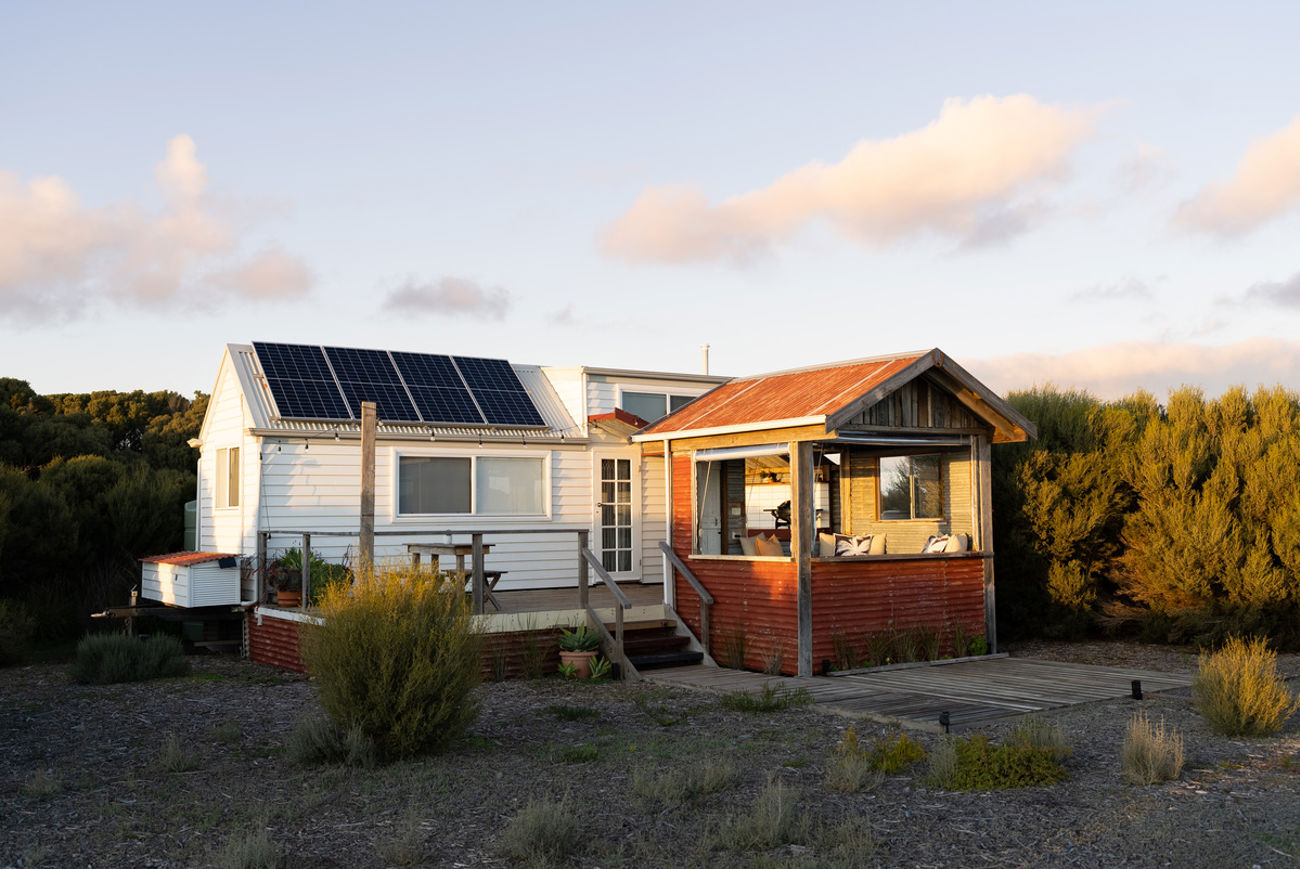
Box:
[579, 544, 631, 676]
[659, 542, 712, 657]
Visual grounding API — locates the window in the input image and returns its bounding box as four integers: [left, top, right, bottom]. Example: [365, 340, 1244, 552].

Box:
[879, 455, 942, 520]
[215, 447, 239, 508]
[398, 455, 544, 515]
[620, 391, 693, 423]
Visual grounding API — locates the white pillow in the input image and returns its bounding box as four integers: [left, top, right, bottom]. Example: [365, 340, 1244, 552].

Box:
[943, 533, 968, 553]
[738, 534, 757, 556]
[755, 534, 785, 557]
[834, 533, 873, 556]
[818, 532, 837, 557]
[869, 534, 886, 555]
[923, 534, 951, 554]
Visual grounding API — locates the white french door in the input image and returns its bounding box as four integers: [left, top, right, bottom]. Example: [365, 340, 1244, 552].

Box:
[593, 452, 639, 578]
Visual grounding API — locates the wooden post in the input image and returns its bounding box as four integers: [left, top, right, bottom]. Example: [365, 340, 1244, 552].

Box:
[257, 531, 268, 604]
[471, 532, 485, 615]
[577, 529, 589, 610]
[301, 531, 311, 610]
[359, 401, 377, 572]
[792, 441, 814, 677]
[663, 445, 674, 608]
[976, 435, 997, 653]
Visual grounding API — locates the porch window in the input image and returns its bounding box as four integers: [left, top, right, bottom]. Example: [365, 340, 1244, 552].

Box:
[879, 455, 942, 520]
[398, 455, 544, 515]
[620, 391, 693, 423]
[215, 447, 239, 508]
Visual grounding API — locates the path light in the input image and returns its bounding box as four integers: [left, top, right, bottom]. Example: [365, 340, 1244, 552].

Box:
[1131, 680, 1143, 700]
[939, 711, 951, 733]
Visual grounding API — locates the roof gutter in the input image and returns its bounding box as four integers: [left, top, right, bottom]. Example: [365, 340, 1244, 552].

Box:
[247, 428, 588, 447]
[632, 415, 827, 443]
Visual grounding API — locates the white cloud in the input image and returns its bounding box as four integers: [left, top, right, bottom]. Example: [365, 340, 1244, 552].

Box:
[382, 276, 509, 319]
[1173, 114, 1300, 236]
[0, 135, 311, 319]
[1069, 277, 1154, 303]
[602, 95, 1099, 264]
[1243, 271, 1300, 307]
[970, 338, 1300, 401]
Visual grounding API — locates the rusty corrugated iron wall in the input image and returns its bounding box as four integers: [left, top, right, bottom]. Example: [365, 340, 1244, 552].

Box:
[247, 613, 306, 673]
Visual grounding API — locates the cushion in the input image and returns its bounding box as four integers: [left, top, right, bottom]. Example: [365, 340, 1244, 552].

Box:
[738, 534, 758, 557]
[922, 534, 951, 554]
[834, 533, 873, 556]
[818, 532, 837, 558]
[755, 534, 785, 557]
[943, 533, 969, 553]
[869, 534, 886, 555]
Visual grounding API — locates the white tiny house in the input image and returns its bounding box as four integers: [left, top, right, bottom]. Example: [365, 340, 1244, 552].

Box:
[141, 341, 726, 608]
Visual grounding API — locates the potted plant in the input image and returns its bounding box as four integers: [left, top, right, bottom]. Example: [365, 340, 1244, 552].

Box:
[558, 625, 601, 678]
[267, 550, 303, 607]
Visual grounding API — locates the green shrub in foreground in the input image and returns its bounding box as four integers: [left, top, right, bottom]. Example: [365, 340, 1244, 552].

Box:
[1192, 635, 1298, 737]
[299, 565, 482, 761]
[70, 633, 189, 684]
[922, 732, 1068, 790]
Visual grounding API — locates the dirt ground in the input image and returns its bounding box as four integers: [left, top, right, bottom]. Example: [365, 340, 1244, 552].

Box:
[2, 640, 1299, 868]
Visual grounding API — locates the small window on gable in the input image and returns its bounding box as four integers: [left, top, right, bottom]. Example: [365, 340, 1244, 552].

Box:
[879, 455, 942, 520]
[216, 447, 240, 508]
[620, 391, 694, 423]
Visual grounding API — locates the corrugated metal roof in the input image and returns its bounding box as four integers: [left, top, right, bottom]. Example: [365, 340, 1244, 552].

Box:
[141, 552, 240, 566]
[228, 344, 583, 440]
[640, 352, 925, 437]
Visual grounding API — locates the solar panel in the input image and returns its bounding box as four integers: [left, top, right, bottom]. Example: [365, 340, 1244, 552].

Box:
[254, 342, 351, 420]
[453, 356, 546, 426]
[391, 351, 485, 425]
[323, 346, 420, 422]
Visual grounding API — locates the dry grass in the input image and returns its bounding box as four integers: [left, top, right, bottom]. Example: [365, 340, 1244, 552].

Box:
[632, 759, 735, 804]
[716, 777, 810, 851]
[1121, 711, 1184, 785]
[216, 823, 281, 869]
[1192, 636, 1298, 737]
[495, 794, 579, 867]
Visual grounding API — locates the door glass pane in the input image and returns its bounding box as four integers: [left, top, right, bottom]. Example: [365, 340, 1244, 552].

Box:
[616, 459, 631, 481]
[602, 481, 616, 502]
[617, 528, 631, 548]
[603, 551, 617, 571]
[618, 551, 631, 572]
[617, 505, 631, 525]
[616, 481, 631, 502]
[602, 527, 616, 548]
[601, 504, 614, 525]
[601, 458, 614, 478]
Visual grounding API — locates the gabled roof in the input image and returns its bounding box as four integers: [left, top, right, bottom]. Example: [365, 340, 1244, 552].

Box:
[634, 349, 1036, 444]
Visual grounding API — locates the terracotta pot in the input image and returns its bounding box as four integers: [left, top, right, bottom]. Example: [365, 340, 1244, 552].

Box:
[559, 650, 596, 679]
[276, 589, 302, 608]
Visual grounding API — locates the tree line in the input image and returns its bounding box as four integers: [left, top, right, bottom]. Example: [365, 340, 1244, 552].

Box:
[0, 378, 206, 642]
[993, 383, 1300, 649]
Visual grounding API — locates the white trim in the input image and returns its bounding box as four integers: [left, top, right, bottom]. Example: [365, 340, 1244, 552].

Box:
[632, 415, 827, 442]
[389, 446, 553, 522]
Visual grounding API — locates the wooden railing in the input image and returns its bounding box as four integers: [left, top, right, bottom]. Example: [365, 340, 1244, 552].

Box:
[659, 541, 714, 657]
[578, 529, 632, 676]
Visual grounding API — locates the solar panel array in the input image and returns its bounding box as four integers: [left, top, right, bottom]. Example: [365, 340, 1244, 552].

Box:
[252, 342, 546, 427]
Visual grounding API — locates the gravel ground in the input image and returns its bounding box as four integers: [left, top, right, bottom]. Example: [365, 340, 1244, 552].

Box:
[2, 640, 1299, 868]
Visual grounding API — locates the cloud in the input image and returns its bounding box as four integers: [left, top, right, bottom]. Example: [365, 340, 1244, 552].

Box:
[382, 276, 509, 319]
[549, 304, 576, 325]
[602, 94, 1099, 264]
[0, 135, 311, 319]
[970, 338, 1300, 401]
[1069, 277, 1154, 303]
[1243, 271, 1300, 307]
[1173, 114, 1300, 236]
[1114, 144, 1173, 194]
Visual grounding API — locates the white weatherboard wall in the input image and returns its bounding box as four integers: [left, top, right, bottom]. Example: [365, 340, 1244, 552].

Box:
[197, 353, 261, 561]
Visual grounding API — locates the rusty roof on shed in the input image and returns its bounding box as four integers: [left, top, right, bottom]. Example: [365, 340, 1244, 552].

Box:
[140, 552, 240, 566]
[638, 352, 925, 436]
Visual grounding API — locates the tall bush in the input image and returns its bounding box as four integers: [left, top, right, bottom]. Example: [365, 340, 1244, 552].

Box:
[300, 565, 483, 760]
[1192, 636, 1297, 737]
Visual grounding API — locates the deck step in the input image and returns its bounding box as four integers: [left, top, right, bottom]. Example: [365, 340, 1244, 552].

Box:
[606, 618, 677, 633]
[629, 650, 704, 670]
[622, 633, 691, 655]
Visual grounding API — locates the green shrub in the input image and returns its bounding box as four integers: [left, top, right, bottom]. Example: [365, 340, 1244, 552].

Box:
[871, 730, 928, 773]
[824, 728, 885, 793]
[0, 599, 35, 666]
[968, 635, 989, 656]
[1192, 635, 1298, 736]
[299, 565, 482, 761]
[1121, 712, 1184, 785]
[558, 624, 600, 652]
[70, 633, 189, 684]
[720, 683, 812, 713]
[921, 733, 1068, 790]
[495, 795, 579, 867]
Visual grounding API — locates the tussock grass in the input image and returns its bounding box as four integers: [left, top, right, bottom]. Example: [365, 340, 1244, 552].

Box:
[824, 728, 885, 793]
[300, 564, 482, 761]
[553, 743, 598, 764]
[632, 759, 735, 804]
[1012, 715, 1072, 760]
[210, 719, 244, 744]
[1121, 711, 1184, 785]
[22, 768, 63, 798]
[285, 715, 376, 767]
[544, 703, 600, 721]
[1192, 635, 1298, 737]
[496, 795, 579, 867]
[716, 777, 810, 851]
[158, 731, 201, 773]
[216, 823, 281, 869]
[70, 633, 189, 684]
[720, 683, 813, 713]
[375, 807, 426, 867]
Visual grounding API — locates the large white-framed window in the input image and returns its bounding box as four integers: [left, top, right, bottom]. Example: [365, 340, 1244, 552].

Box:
[215, 446, 240, 509]
[617, 388, 696, 424]
[395, 451, 549, 517]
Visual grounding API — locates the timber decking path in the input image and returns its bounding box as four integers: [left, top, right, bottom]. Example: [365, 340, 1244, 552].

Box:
[643, 657, 1194, 731]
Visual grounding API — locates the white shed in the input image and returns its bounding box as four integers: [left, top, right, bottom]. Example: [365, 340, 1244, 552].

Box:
[142, 341, 726, 607]
[140, 552, 242, 607]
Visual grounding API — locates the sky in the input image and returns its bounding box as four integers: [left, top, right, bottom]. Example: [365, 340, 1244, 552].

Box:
[4, 1, 1300, 402]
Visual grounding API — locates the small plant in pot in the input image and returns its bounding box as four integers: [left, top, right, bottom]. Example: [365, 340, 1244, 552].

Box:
[558, 625, 601, 678]
[268, 550, 304, 607]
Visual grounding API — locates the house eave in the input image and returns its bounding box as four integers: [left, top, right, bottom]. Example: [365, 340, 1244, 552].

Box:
[631, 415, 828, 443]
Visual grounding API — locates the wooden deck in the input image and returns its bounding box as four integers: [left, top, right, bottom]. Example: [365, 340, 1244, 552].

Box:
[487, 582, 665, 614]
[644, 656, 1193, 731]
